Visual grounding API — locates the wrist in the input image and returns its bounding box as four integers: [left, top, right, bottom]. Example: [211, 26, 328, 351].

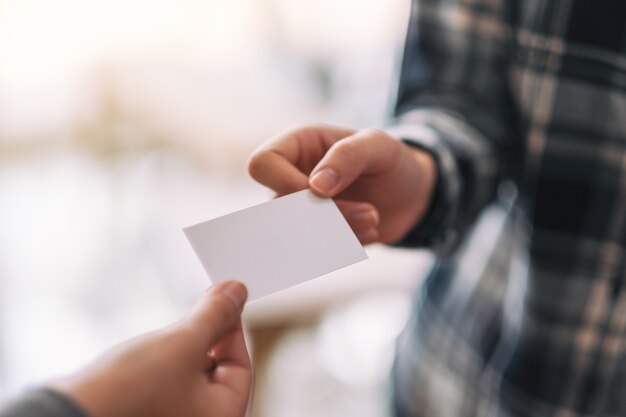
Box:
[407, 146, 437, 228]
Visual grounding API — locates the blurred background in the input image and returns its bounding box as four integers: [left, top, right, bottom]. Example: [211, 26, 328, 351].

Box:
[0, 0, 433, 415]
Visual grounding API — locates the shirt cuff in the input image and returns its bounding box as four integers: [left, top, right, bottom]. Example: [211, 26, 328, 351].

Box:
[385, 118, 462, 254]
[0, 389, 88, 417]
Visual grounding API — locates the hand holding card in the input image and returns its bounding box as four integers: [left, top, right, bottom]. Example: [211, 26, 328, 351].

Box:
[184, 190, 368, 302]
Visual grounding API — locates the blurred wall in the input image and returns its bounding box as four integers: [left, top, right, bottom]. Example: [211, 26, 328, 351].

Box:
[0, 1, 429, 416]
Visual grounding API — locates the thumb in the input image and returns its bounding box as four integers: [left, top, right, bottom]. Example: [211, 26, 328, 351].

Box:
[308, 129, 398, 197]
[186, 281, 248, 350]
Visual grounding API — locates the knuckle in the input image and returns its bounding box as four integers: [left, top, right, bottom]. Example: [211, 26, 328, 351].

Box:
[247, 150, 270, 179]
[283, 123, 317, 137]
[286, 123, 343, 141]
[361, 128, 395, 146]
[331, 140, 359, 162]
[360, 127, 386, 138]
[210, 294, 239, 322]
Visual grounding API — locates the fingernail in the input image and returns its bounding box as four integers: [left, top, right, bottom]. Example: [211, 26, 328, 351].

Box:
[357, 228, 378, 243]
[310, 169, 339, 194]
[220, 282, 248, 309]
[351, 210, 379, 227]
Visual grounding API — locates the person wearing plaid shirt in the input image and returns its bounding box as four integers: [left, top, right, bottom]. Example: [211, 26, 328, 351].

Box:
[389, 0, 626, 415]
[249, 0, 626, 415]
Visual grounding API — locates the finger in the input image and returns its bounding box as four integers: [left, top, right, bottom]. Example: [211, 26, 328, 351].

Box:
[248, 149, 309, 195]
[335, 200, 380, 244]
[356, 228, 380, 245]
[200, 324, 251, 416]
[308, 128, 398, 197]
[187, 281, 248, 351]
[248, 124, 356, 195]
[209, 320, 251, 382]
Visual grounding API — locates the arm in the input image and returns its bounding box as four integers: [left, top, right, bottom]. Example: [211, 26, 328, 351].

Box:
[388, 0, 521, 253]
[0, 281, 251, 417]
[246, 1, 520, 252]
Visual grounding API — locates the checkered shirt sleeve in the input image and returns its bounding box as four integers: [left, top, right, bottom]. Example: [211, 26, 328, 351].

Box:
[386, 0, 522, 255]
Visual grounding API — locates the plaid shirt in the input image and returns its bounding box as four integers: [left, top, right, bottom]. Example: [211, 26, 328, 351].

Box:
[388, 0, 626, 416]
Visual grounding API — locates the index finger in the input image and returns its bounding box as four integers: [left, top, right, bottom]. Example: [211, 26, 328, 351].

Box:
[247, 124, 356, 195]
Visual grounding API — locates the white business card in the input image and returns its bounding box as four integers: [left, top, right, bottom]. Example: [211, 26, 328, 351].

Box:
[184, 190, 368, 302]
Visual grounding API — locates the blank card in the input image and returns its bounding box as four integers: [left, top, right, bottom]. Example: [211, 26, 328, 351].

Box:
[184, 190, 368, 302]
